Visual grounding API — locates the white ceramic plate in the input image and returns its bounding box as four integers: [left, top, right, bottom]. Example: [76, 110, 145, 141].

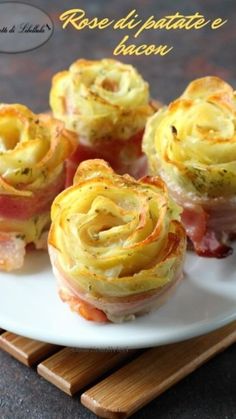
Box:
[0, 245, 236, 349]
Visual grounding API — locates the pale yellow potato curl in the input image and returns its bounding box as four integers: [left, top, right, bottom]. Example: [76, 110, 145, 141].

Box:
[50, 59, 155, 144]
[143, 77, 236, 198]
[49, 159, 186, 298]
[0, 104, 76, 196]
[0, 104, 76, 246]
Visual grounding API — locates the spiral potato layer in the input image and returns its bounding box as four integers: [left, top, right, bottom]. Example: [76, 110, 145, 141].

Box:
[49, 160, 186, 306]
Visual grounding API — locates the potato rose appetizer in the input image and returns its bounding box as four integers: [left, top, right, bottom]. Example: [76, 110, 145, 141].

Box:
[0, 104, 76, 271]
[143, 76, 236, 258]
[48, 159, 186, 323]
[50, 59, 158, 183]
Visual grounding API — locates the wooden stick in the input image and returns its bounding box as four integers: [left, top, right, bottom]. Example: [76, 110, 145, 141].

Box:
[38, 348, 134, 396]
[81, 322, 236, 419]
[0, 332, 59, 366]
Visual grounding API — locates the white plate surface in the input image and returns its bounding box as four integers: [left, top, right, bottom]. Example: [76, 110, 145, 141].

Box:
[0, 245, 236, 349]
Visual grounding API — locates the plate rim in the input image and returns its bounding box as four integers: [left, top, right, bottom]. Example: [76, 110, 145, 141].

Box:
[0, 247, 236, 350]
[1, 309, 236, 349]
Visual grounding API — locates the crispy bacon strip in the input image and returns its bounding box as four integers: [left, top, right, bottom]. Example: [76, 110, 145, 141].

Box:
[181, 204, 233, 258]
[51, 246, 183, 323]
[65, 130, 147, 187]
[0, 171, 65, 220]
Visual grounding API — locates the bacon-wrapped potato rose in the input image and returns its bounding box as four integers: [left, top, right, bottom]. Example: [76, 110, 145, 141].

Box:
[48, 159, 186, 323]
[50, 59, 158, 183]
[143, 76, 236, 257]
[0, 104, 76, 271]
